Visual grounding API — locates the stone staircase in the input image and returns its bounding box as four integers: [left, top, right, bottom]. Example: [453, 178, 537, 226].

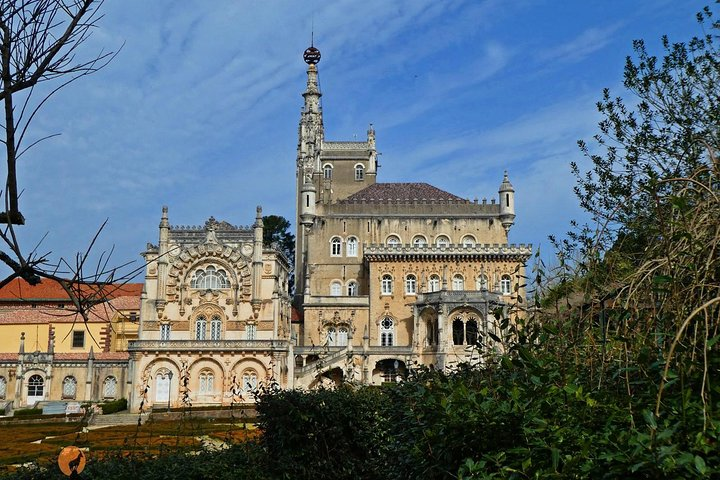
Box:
[90, 412, 148, 426]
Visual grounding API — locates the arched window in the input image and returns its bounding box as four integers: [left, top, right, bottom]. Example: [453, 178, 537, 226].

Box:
[27, 375, 44, 401]
[380, 317, 394, 346]
[452, 318, 464, 345]
[405, 274, 417, 295]
[242, 370, 258, 392]
[452, 274, 464, 291]
[323, 164, 333, 179]
[245, 324, 257, 340]
[199, 370, 214, 394]
[330, 237, 342, 256]
[195, 315, 207, 340]
[103, 376, 117, 399]
[354, 164, 365, 181]
[435, 235, 450, 247]
[62, 376, 77, 399]
[428, 275, 440, 293]
[412, 235, 428, 247]
[0, 376, 6, 400]
[160, 323, 171, 341]
[385, 235, 401, 246]
[330, 281, 342, 296]
[476, 274, 489, 291]
[210, 315, 222, 341]
[191, 266, 230, 289]
[346, 237, 358, 257]
[326, 327, 336, 345]
[466, 318, 478, 345]
[347, 281, 358, 296]
[337, 327, 349, 346]
[461, 235, 476, 247]
[501, 275, 512, 295]
[381, 274, 393, 295]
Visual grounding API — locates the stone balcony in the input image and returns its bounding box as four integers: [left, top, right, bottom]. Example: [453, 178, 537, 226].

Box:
[127, 339, 290, 352]
[363, 243, 532, 261]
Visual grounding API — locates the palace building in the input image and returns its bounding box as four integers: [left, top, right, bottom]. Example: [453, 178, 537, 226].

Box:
[0, 45, 530, 412]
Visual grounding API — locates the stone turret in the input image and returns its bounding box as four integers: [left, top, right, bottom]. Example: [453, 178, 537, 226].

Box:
[499, 171, 515, 233]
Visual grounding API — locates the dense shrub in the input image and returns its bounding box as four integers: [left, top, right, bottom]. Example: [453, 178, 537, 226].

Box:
[99, 398, 127, 415]
[12, 408, 42, 417]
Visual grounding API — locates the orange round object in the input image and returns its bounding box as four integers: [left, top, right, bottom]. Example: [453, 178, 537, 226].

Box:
[58, 446, 86, 476]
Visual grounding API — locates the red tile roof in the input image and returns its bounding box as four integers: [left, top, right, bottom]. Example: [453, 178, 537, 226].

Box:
[341, 182, 466, 203]
[0, 278, 142, 302]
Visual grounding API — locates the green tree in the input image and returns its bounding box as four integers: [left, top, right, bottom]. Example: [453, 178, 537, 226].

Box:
[262, 215, 295, 292]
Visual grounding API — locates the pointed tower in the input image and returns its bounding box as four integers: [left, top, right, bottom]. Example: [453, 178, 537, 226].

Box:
[499, 171, 516, 234]
[295, 44, 324, 304]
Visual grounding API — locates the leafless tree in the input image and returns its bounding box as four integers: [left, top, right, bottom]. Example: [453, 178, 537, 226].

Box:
[0, 0, 133, 322]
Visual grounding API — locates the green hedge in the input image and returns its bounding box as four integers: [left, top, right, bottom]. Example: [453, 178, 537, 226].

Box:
[12, 408, 42, 417]
[99, 398, 127, 415]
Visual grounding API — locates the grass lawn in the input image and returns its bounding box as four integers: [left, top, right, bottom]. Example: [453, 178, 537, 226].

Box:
[0, 416, 258, 473]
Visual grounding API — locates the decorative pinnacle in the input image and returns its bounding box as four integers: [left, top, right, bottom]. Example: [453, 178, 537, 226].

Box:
[303, 46, 321, 65]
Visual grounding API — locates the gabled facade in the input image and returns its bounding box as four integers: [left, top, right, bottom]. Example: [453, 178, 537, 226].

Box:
[292, 46, 532, 387]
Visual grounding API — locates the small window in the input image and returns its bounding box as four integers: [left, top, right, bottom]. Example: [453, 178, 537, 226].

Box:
[323, 164, 333, 179]
[326, 327, 336, 345]
[160, 323, 171, 341]
[346, 237, 358, 257]
[380, 317, 394, 346]
[330, 281, 342, 296]
[386, 235, 401, 246]
[103, 376, 117, 399]
[476, 274, 489, 291]
[347, 281, 358, 296]
[405, 274, 417, 295]
[435, 235, 450, 247]
[0, 376, 6, 400]
[27, 375, 44, 397]
[62, 376, 77, 399]
[428, 275, 440, 293]
[412, 235, 427, 247]
[210, 315, 222, 341]
[501, 275, 512, 295]
[381, 275, 393, 295]
[195, 316, 207, 340]
[330, 237, 342, 256]
[199, 371, 214, 394]
[466, 318, 478, 345]
[453, 318, 464, 345]
[242, 370, 258, 392]
[461, 235, 476, 247]
[72, 330, 84, 348]
[246, 324, 257, 340]
[452, 274, 464, 291]
[337, 327, 349, 346]
[355, 164, 365, 181]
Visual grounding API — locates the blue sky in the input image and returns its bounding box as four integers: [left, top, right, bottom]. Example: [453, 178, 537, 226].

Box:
[7, 0, 706, 280]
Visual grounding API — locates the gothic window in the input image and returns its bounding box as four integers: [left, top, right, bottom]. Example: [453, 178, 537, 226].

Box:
[195, 315, 207, 340]
[476, 274, 489, 291]
[347, 281, 358, 296]
[337, 327, 349, 346]
[72, 330, 84, 348]
[405, 274, 417, 295]
[452, 274, 465, 291]
[62, 376, 77, 399]
[210, 315, 222, 341]
[381, 274, 393, 295]
[452, 318, 465, 346]
[160, 323, 171, 341]
[466, 318, 478, 345]
[435, 235, 451, 247]
[323, 164, 333, 179]
[27, 375, 43, 397]
[246, 324, 257, 340]
[103, 376, 117, 399]
[326, 327, 336, 345]
[242, 370, 258, 392]
[354, 164, 365, 181]
[428, 274, 440, 292]
[199, 370, 214, 394]
[412, 235, 428, 247]
[330, 281, 342, 296]
[0, 376, 5, 399]
[191, 266, 229, 290]
[346, 237, 358, 257]
[501, 275, 512, 295]
[330, 237, 342, 256]
[461, 235, 476, 247]
[380, 317, 394, 346]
